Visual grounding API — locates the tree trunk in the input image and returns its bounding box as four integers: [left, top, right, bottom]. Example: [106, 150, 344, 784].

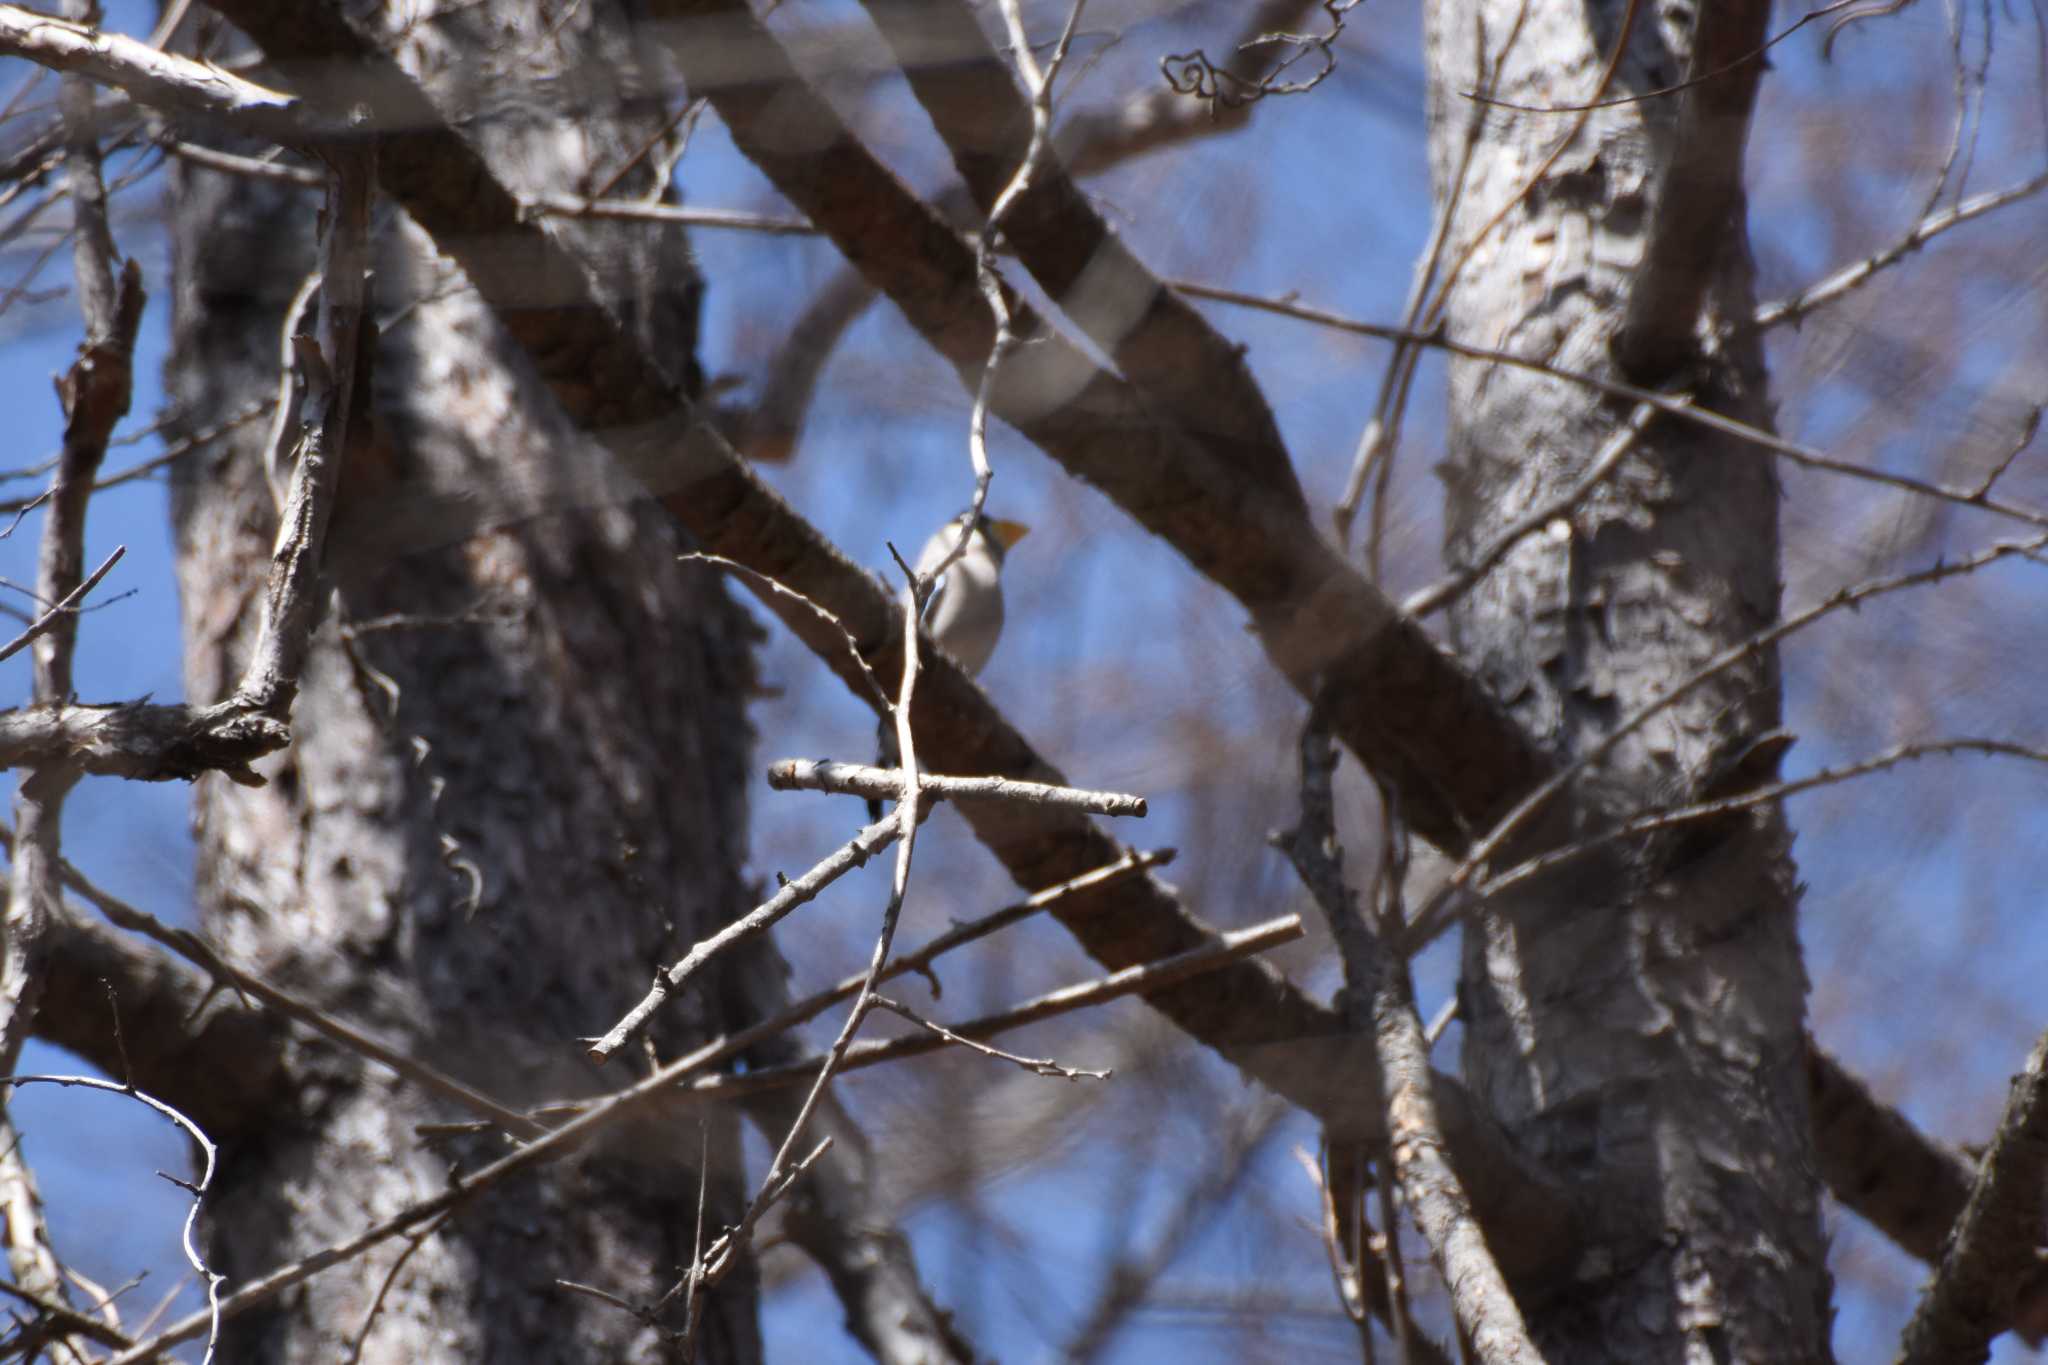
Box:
[162, 4, 762, 1358]
[1424, 1, 1833, 1358]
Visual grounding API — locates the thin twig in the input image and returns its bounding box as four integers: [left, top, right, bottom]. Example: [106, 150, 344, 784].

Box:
[40, 849, 544, 1140]
[1754, 168, 2048, 330]
[0, 40, 145, 1346]
[586, 813, 902, 1064]
[1477, 736, 2048, 908]
[872, 995, 1110, 1080]
[681, 554, 888, 709]
[0, 543, 121, 665]
[1174, 279, 2048, 532]
[1402, 532, 2048, 951]
[1, 1073, 223, 1363]
[1403, 401, 1665, 618]
[767, 758, 1147, 817]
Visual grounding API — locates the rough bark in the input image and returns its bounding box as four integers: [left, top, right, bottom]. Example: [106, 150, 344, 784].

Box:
[162, 3, 760, 1357]
[1424, 1, 1833, 1358]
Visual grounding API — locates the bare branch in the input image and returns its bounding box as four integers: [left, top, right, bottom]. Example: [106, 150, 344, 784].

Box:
[767, 757, 1147, 817]
[0, 34, 147, 1337]
[587, 813, 901, 1064]
[523, 190, 816, 236]
[0, 697, 287, 784]
[0, 542, 122, 665]
[1897, 1027, 2048, 1365]
[1, 1074, 224, 1360]
[872, 995, 1109, 1081]
[681, 553, 889, 709]
[0, 4, 311, 140]
[1754, 171, 2048, 333]
[198, 0, 1528, 1129]
[1176, 279, 2048, 532]
[1806, 1042, 1975, 1268]
[862, 0, 1303, 506]
[1613, 0, 1772, 382]
[1277, 713, 1540, 1361]
[229, 150, 372, 716]
[1405, 531, 2048, 950]
[1403, 402, 1664, 618]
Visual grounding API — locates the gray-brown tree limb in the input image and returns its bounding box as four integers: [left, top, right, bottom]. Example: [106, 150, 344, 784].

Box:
[1896, 1027, 2048, 1365]
[1611, 0, 1771, 383]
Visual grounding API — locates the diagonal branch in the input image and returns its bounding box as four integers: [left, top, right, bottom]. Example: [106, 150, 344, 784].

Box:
[861, 0, 1302, 505]
[1896, 1027, 2048, 1365]
[1612, 0, 1772, 382]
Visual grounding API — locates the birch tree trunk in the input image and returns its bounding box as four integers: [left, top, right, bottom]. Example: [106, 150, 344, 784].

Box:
[1424, 1, 1833, 1358]
[161, 4, 763, 1357]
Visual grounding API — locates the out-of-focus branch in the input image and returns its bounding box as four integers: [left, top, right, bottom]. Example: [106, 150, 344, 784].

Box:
[862, 0, 1301, 505]
[1063, 1097, 1291, 1363]
[0, 3, 313, 142]
[1896, 1028, 2048, 1364]
[1612, 0, 1772, 383]
[738, 0, 1320, 465]
[1806, 1042, 1975, 1265]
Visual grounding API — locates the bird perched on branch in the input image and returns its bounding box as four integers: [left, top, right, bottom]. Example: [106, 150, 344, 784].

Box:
[870, 509, 1029, 818]
[914, 509, 1029, 677]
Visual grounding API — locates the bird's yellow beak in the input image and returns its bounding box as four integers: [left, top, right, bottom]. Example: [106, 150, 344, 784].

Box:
[988, 519, 1030, 549]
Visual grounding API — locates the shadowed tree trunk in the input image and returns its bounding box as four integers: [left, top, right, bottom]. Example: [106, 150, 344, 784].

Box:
[161, 4, 764, 1357]
[1424, 1, 1832, 1357]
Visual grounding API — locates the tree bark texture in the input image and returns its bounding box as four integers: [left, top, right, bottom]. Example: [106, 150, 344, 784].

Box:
[164, 3, 762, 1358]
[1423, 1, 1832, 1358]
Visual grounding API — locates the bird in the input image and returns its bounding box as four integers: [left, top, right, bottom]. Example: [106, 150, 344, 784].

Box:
[912, 509, 1030, 677]
[869, 509, 1028, 819]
